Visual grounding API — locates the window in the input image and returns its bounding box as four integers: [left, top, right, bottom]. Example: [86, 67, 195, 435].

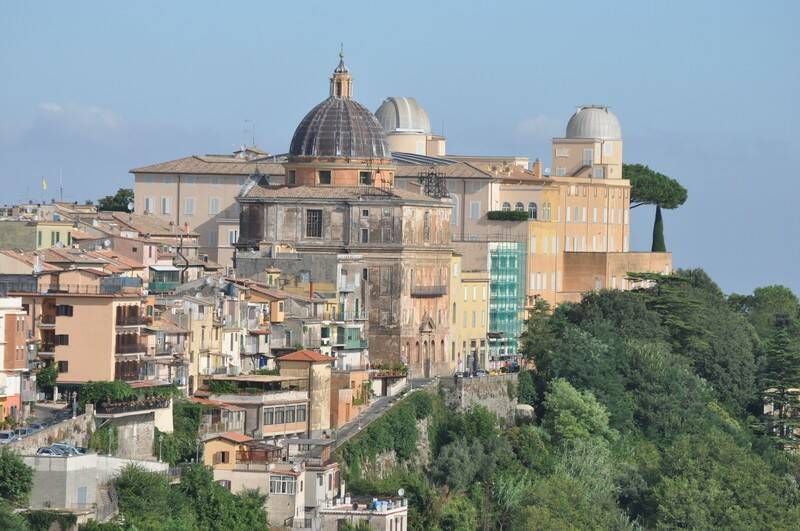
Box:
[213, 451, 230, 464]
[593, 166, 605, 178]
[285, 406, 296, 423]
[481, 310, 486, 326]
[603, 208, 608, 223]
[263, 408, 274, 425]
[274, 407, 285, 424]
[287, 170, 296, 185]
[359, 171, 372, 185]
[582, 149, 593, 166]
[56, 305, 73, 316]
[361, 209, 369, 218]
[582, 207, 587, 222]
[603, 142, 614, 155]
[37, 231, 42, 246]
[209, 198, 221, 215]
[306, 209, 323, 238]
[593, 207, 598, 223]
[555, 167, 566, 176]
[566, 207, 571, 223]
[184, 197, 195, 215]
[54, 334, 69, 346]
[528, 202, 537, 219]
[228, 229, 238, 245]
[57, 361, 69, 372]
[514, 202, 524, 212]
[297, 405, 306, 422]
[360, 228, 369, 243]
[211, 177, 221, 186]
[318, 170, 332, 185]
[51, 232, 60, 245]
[555, 147, 569, 158]
[161, 197, 171, 215]
[144, 197, 155, 213]
[469, 201, 481, 219]
[472, 311, 477, 327]
[502, 202, 511, 212]
[463, 311, 467, 328]
[423, 211, 430, 241]
[269, 475, 296, 495]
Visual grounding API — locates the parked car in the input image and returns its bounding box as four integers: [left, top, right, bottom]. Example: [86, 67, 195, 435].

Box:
[13, 427, 34, 437]
[475, 369, 488, 377]
[0, 430, 17, 444]
[36, 447, 66, 456]
[50, 442, 82, 456]
[28, 423, 44, 431]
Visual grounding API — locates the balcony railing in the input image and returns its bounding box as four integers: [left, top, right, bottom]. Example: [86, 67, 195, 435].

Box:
[200, 367, 228, 375]
[115, 343, 148, 354]
[324, 310, 368, 321]
[148, 281, 180, 293]
[410, 285, 447, 297]
[337, 281, 358, 292]
[96, 397, 171, 415]
[116, 315, 152, 326]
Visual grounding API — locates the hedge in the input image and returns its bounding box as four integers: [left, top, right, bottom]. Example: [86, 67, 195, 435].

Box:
[487, 210, 529, 221]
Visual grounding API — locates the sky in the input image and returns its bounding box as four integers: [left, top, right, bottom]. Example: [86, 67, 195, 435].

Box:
[1, 1, 798, 295]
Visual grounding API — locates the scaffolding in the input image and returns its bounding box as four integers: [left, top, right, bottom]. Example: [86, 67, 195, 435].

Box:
[488, 240, 527, 365]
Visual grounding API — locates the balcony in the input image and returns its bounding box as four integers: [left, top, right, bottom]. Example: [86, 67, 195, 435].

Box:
[337, 280, 358, 292]
[200, 366, 229, 376]
[116, 315, 152, 327]
[115, 343, 148, 355]
[410, 285, 447, 297]
[324, 310, 368, 322]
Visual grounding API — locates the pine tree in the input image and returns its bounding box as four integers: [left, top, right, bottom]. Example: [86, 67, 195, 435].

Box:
[761, 324, 800, 448]
[651, 205, 666, 252]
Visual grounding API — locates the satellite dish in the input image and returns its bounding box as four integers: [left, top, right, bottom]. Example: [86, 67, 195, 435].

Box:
[544, 167, 551, 176]
[397, 488, 405, 497]
[127, 201, 134, 212]
[103, 239, 111, 248]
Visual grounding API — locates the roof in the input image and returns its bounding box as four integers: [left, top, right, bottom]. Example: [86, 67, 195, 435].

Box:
[279, 349, 335, 363]
[289, 97, 390, 160]
[203, 431, 253, 443]
[565, 105, 621, 140]
[146, 318, 190, 334]
[375, 97, 432, 134]
[131, 155, 286, 176]
[208, 374, 306, 383]
[95, 212, 199, 237]
[189, 397, 243, 411]
[242, 184, 440, 204]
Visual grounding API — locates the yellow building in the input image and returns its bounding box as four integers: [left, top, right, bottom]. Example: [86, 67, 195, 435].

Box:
[449, 255, 490, 372]
[0, 220, 75, 251]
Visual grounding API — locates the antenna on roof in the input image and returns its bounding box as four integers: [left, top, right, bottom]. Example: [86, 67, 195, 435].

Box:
[243, 120, 256, 148]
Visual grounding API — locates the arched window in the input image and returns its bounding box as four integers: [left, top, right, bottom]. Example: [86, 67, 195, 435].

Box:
[515, 202, 524, 212]
[528, 202, 538, 220]
[502, 202, 511, 211]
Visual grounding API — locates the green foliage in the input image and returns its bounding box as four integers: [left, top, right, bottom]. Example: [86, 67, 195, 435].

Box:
[652, 204, 666, 252]
[88, 424, 118, 454]
[543, 379, 618, 445]
[516, 369, 537, 407]
[79, 381, 175, 408]
[0, 500, 29, 531]
[0, 447, 33, 506]
[208, 381, 239, 394]
[35, 364, 58, 390]
[730, 284, 800, 341]
[23, 510, 77, 531]
[250, 367, 280, 375]
[114, 464, 266, 531]
[97, 188, 134, 212]
[156, 400, 203, 465]
[439, 497, 477, 531]
[624, 163, 687, 210]
[340, 521, 372, 531]
[486, 210, 529, 221]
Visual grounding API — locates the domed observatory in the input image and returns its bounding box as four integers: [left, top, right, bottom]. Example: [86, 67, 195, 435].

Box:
[285, 50, 396, 187]
[375, 97, 446, 157]
[552, 105, 623, 179]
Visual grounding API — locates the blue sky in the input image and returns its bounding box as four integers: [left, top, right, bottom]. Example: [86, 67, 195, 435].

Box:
[1, 1, 798, 295]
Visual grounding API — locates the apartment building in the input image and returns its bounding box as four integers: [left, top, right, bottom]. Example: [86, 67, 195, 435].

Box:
[449, 256, 490, 371]
[0, 297, 34, 421]
[0, 219, 75, 251]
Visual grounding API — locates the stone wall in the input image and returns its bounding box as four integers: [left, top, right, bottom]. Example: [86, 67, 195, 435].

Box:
[439, 374, 518, 426]
[10, 406, 95, 455]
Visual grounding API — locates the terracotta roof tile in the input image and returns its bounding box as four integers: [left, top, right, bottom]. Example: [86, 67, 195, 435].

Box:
[131, 155, 285, 176]
[279, 349, 335, 363]
[242, 184, 439, 203]
[204, 431, 252, 443]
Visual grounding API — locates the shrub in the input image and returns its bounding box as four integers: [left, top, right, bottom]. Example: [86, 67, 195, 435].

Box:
[487, 210, 529, 221]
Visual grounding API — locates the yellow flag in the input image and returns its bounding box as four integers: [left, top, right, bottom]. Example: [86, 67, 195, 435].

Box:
[41, 177, 48, 191]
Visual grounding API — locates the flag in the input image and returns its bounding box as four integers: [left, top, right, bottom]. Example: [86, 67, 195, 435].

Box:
[41, 177, 48, 191]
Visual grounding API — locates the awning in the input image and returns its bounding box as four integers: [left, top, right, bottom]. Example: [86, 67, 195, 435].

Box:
[149, 265, 179, 272]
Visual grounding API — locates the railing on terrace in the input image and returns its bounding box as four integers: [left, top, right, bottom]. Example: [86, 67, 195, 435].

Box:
[410, 285, 447, 297]
[200, 367, 228, 375]
[115, 343, 148, 354]
[148, 281, 180, 293]
[116, 315, 152, 326]
[95, 397, 171, 414]
[323, 310, 368, 321]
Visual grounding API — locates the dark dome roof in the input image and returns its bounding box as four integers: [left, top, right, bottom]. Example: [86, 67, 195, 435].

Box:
[289, 97, 391, 159]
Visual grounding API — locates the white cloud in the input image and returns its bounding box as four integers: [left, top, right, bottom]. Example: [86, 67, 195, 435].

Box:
[39, 102, 63, 113]
[37, 101, 120, 130]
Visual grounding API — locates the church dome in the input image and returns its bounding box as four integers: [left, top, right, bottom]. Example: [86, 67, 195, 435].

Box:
[289, 98, 390, 159]
[565, 105, 622, 140]
[289, 50, 390, 160]
[375, 97, 432, 134]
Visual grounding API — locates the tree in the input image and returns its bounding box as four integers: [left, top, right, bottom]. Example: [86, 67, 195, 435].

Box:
[97, 188, 134, 212]
[36, 364, 57, 393]
[0, 447, 33, 506]
[623, 163, 687, 252]
[542, 379, 617, 445]
[516, 370, 537, 407]
[439, 496, 478, 531]
[730, 285, 800, 342]
[761, 325, 800, 448]
[431, 439, 483, 492]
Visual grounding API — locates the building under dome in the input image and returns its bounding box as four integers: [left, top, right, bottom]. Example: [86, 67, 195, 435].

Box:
[374, 97, 446, 157]
[565, 105, 622, 140]
[375, 97, 432, 134]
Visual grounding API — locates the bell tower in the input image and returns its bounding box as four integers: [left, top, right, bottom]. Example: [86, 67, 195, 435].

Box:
[330, 45, 353, 99]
